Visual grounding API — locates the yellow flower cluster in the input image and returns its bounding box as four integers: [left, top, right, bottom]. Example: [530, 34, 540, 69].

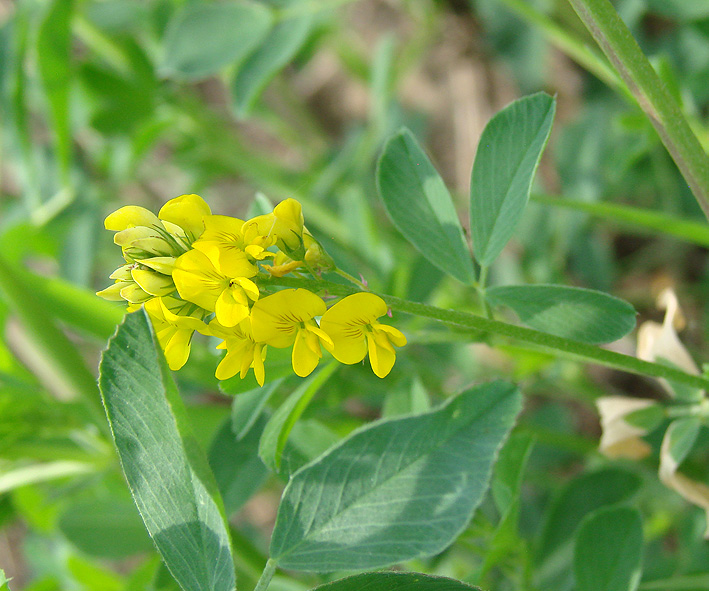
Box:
[98, 194, 407, 385]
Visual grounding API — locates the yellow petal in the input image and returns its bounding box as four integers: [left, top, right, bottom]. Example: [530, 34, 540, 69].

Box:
[367, 331, 396, 378]
[96, 281, 132, 301]
[109, 265, 133, 281]
[140, 257, 176, 275]
[233, 277, 260, 301]
[163, 329, 193, 371]
[251, 289, 325, 346]
[158, 297, 209, 331]
[253, 344, 266, 386]
[215, 288, 250, 327]
[114, 227, 171, 256]
[158, 194, 212, 238]
[292, 329, 321, 377]
[131, 268, 175, 297]
[321, 293, 389, 364]
[105, 206, 161, 231]
[144, 297, 167, 322]
[199, 214, 245, 241]
[172, 249, 227, 311]
[119, 283, 153, 304]
[323, 293, 388, 326]
[306, 322, 334, 350]
[375, 323, 407, 347]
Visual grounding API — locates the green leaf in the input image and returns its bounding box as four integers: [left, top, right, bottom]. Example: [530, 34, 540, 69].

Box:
[311, 572, 482, 591]
[58, 497, 154, 558]
[486, 284, 636, 344]
[37, 0, 73, 182]
[470, 93, 555, 266]
[99, 310, 236, 591]
[574, 506, 643, 591]
[19, 268, 123, 341]
[0, 254, 104, 426]
[491, 432, 535, 515]
[664, 418, 700, 466]
[270, 380, 522, 571]
[161, 1, 273, 81]
[0, 461, 96, 495]
[0, 569, 10, 591]
[536, 467, 642, 589]
[232, 13, 313, 116]
[209, 416, 269, 516]
[259, 362, 338, 472]
[377, 128, 476, 285]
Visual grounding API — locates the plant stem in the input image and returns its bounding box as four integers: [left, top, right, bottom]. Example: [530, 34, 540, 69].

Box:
[256, 275, 709, 391]
[476, 265, 493, 320]
[531, 194, 709, 248]
[253, 559, 277, 591]
[335, 268, 369, 290]
[566, 0, 709, 220]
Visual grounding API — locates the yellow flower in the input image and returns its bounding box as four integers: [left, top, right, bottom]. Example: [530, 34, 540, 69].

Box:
[104, 194, 212, 258]
[157, 194, 212, 240]
[243, 198, 305, 259]
[320, 292, 406, 378]
[96, 258, 177, 305]
[208, 318, 266, 385]
[144, 297, 208, 371]
[192, 215, 272, 276]
[172, 249, 258, 327]
[250, 288, 333, 377]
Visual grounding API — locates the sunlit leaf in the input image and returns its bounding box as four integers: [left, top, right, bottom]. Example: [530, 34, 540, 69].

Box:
[161, 1, 273, 80]
[486, 284, 636, 344]
[99, 310, 235, 591]
[377, 128, 476, 285]
[470, 93, 555, 266]
[270, 381, 521, 571]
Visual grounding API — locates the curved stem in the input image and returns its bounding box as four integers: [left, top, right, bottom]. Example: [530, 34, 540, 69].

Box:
[253, 558, 277, 591]
[567, 0, 709, 220]
[477, 265, 493, 320]
[335, 268, 368, 290]
[256, 275, 709, 391]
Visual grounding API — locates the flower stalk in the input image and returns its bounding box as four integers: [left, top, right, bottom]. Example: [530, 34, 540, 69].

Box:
[256, 275, 709, 391]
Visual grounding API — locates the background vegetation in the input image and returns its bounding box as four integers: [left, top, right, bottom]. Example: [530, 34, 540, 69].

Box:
[2, 0, 709, 589]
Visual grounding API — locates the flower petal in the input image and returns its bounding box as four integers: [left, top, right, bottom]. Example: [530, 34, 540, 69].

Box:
[105, 206, 161, 231]
[173, 249, 226, 311]
[140, 256, 176, 275]
[119, 283, 152, 304]
[374, 323, 407, 347]
[251, 289, 325, 346]
[367, 331, 396, 378]
[215, 288, 250, 327]
[158, 194, 212, 238]
[96, 281, 132, 301]
[292, 329, 321, 377]
[131, 268, 175, 297]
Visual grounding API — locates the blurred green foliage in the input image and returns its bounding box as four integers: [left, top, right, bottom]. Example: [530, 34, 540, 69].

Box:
[1, 0, 709, 590]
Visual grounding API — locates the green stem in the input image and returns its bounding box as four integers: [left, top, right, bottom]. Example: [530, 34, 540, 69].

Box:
[532, 194, 709, 248]
[256, 275, 709, 391]
[253, 559, 277, 591]
[335, 268, 368, 290]
[566, 0, 709, 220]
[477, 266, 493, 320]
